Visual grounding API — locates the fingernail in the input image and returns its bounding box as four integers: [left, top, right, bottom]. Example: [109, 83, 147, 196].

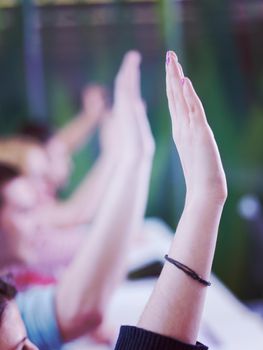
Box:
[181, 78, 185, 86]
[166, 52, 170, 66]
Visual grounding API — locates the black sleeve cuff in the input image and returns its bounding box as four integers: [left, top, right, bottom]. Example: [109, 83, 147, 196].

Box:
[114, 326, 208, 350]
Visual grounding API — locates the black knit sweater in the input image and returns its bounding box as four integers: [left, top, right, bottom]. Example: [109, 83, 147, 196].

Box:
[115, 326, 208, 350]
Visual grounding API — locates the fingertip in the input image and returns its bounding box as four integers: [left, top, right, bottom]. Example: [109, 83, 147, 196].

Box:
[166, 50, 178, 67]
[182, 77, 193, 94]
[125, 50, 141, 65]
[165, 51, 170, 67]
[166, 52, 184, 84]
[169, 51, 178, 61]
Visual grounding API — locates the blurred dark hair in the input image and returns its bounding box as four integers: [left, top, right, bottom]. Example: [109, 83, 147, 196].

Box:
[0, 276, 17, 325]
[0, 163, 21, 208]
[20, 122, 53, 143]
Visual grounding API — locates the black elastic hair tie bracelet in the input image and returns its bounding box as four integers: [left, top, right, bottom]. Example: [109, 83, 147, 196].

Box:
[164, 255, 211, 287]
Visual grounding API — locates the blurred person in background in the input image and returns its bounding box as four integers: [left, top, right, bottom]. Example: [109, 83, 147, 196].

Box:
[0, 51, 227, 350]
[0, 277, 38, 350]
[0, 51, 156, 349]
[0, 80, 141, 281]
[0, 84, 108, 205]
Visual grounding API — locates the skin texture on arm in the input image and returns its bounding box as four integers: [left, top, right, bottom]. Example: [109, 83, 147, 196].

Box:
[138, 51, 227, 345]
[54, 51, 155, 341]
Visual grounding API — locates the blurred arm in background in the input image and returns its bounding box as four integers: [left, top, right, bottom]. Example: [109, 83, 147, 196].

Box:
[37, 111, 122, 228]
[0, 84, 112, 227]
[35, 81, 149, 228]
[49, 84, 108, 154]
[0, 51, 154, 347]
[53, 51, 155, 341]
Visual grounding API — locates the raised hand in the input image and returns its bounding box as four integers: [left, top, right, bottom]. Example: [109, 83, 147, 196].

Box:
[81, 84, 108, 124]
[166, 51, 227, 204]
[112, 51, 155, 161]
[50, 84, 109, 158]
[137, 52, 227, 347]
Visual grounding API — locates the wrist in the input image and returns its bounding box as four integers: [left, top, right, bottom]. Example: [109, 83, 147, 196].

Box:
[186, 181, 227, 208]
[79, 110, 99, 126]
[185, 191, 227, 212]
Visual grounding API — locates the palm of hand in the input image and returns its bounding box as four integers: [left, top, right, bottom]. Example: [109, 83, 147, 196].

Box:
[176, 123, 226, 202]
[166, 52, 227, 203]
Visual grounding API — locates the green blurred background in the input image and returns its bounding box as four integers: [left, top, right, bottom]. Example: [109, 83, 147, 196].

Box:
[0, 0, 263, 301]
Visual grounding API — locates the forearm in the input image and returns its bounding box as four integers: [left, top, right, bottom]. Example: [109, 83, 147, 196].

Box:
[51, 111, 98, 154]
[65, 153, 118, 225]
[169, 197, 224, 278]
[55, 156, 153, 341]
[138, 196, 225, 345]
[37, 154, 116, 228]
